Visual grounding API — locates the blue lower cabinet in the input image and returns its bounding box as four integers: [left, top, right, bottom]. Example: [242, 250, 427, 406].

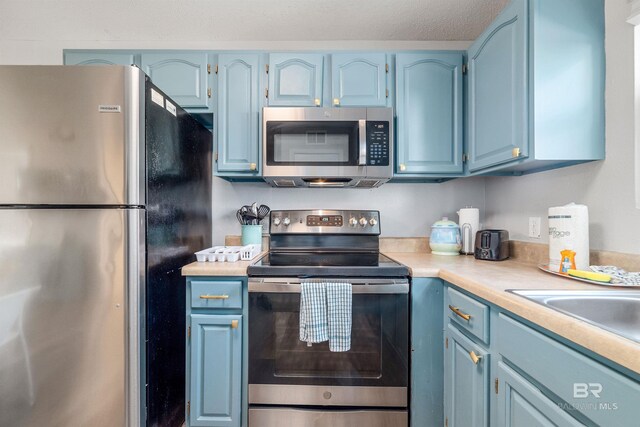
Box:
[410, 278, 444, 427]
[497, 313, 640, 426]
[444, 323, 489, 427]
[498, 361, 582, 427]
[189, 314, 242, 427]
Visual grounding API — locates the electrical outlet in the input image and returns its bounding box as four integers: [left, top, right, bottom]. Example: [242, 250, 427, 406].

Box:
[529, 217, 541, 238]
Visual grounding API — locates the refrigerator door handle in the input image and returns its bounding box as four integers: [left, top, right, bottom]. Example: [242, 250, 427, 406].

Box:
[125, 208, 146, 427]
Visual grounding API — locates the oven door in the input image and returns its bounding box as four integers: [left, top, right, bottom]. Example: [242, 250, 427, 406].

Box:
[262, 107, 368, 179]
[248, 278, 409, 407]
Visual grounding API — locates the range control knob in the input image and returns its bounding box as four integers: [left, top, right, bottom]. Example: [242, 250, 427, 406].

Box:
[273, 217, 281, 226]
[359, 217, 368, 227]
[369, 218, 378, 226]
[283, 217, 291, 227]
[349, 217, 358, 227]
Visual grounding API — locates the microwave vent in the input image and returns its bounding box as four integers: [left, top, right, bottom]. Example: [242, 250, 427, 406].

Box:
[354, 179, 380, 188]
[274, 179, 296, 187]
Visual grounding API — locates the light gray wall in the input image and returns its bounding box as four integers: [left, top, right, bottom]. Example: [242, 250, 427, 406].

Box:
[484, 0, 640, 255]
[213, 178, 486, 244]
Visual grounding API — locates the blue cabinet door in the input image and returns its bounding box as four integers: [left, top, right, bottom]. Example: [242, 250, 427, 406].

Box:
[64, 51, 138, 66]
[331, 53, 387, 107]
[141, 52, 212, 109]
[395, 52, 464, 174]
[498, 361, 583, 427]
[190, 314, 242, 427]
[268, 53, 323, 106]
[215, 54, 261, 174]
[467, 0, 528, 172]
[444, 324, 489, 427]
[410, 279, 444, 427]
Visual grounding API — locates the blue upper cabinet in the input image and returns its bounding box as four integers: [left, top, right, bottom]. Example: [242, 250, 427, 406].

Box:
[331, 53, 387, 107]
[141, 52, 212, 110]
[64, 51, 138, 66]
[189, 314, 242, 427]
[395, 52, 464, 175]
[268, 53, 324, 106]
[468, 0, 605, 175]
[216, 53, 261, 174]
[467, 0, 528, 173]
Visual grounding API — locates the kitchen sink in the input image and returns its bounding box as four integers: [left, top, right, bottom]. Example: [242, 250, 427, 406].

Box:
[509, 290, 640, 343]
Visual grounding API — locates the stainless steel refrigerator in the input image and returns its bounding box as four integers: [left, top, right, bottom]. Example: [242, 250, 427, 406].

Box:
[0, 66, 212, 427]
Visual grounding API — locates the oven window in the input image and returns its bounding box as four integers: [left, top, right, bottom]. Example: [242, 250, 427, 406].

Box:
[249, 292, 408, 387]
[266, 121, 359, 166]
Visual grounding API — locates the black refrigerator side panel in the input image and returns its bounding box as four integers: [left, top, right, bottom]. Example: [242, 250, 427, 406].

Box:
[144, 80, 212, 427]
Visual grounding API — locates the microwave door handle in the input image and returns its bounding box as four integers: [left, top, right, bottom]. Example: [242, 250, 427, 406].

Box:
[358, 119, 367, 166]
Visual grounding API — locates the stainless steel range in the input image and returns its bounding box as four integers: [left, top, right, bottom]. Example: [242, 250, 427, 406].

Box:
[247, 210, 409, 427]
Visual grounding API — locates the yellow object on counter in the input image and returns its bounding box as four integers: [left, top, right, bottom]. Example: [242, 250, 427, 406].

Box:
[567, 269, 611, 283]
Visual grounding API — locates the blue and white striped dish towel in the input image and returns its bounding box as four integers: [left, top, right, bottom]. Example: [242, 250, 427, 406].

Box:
[299, 282, 329, 344]
[327, 282, 352, 352]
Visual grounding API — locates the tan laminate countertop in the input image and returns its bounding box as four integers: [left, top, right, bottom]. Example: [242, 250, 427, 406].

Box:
[181, 251, 640, 375]
[383, 252, 640, 375]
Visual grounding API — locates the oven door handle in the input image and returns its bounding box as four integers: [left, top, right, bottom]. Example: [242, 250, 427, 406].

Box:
[248, 281, 409, 294]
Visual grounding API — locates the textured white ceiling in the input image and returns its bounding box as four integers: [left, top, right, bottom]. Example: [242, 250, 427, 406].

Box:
[0, 0, 510, 42]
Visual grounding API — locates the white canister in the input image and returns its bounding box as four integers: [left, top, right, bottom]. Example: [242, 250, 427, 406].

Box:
[457, 207, 480, 255]
[548, 203, 589, 270]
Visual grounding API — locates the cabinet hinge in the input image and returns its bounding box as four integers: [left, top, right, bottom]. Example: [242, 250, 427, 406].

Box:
[207, 64, 211, 74]
[462, 63, 468, 74]
[207, 87, 212, 98]
[215, 64, 219, 74]
[265, 64, 269, 74]
[265, 88, 269, 99]
[495, 378, 499, 394]
[385, 89, 389, 98]
[215, 152, 219, 162]
[385, 63, 389, 73]
[187, 401, 190, 415]
[445, 417, 448, 427]
[445, 337, 448, 349]
[462, 153, 468, 163]
[187, 326, 191, 339]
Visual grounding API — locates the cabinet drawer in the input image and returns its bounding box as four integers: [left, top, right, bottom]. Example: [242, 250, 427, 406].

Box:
[497, 314, 640, 426]
[446, 287, 489, 343]
[191, 280, 242, 309]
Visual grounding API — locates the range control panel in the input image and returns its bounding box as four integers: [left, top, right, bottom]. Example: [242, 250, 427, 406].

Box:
[270, 210, 381, 235]
[306, 215, 344, 227]
[366, 121, 390, 166]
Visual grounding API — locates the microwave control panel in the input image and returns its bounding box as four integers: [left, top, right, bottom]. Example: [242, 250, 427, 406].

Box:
[366, 121, 390, 166]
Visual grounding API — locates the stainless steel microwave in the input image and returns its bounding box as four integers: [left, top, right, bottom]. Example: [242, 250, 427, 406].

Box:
[262, 107, 393, 188]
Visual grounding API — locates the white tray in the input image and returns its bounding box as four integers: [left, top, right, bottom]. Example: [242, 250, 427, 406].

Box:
[195, 245, 261, 263]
